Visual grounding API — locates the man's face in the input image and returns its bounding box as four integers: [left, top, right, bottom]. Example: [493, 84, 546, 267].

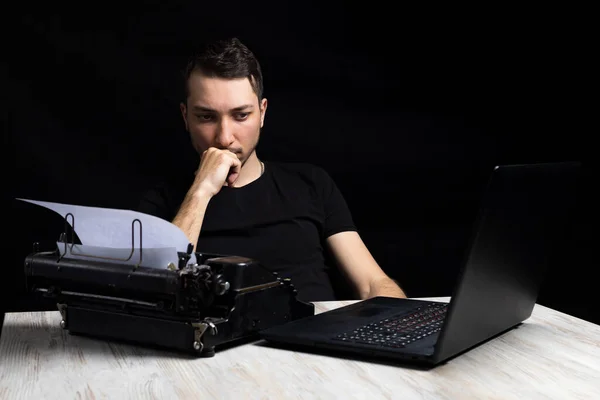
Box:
[180, 71, 267, 167]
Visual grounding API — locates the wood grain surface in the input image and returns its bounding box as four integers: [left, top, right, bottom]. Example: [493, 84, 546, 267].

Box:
[1, 297, 599, 399]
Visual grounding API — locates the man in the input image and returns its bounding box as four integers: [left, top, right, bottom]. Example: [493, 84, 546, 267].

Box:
[138, 37, 406, 302]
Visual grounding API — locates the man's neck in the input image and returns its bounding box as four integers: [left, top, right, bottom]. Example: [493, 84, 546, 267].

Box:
[231, 151, 262, 188]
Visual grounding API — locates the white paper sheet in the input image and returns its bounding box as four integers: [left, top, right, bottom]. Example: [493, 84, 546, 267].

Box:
[18, 198, 196, 268]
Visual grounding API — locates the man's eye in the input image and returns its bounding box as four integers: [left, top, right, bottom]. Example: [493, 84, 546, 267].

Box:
[196, 115, 213, 121]
[236, 113, 249, 120]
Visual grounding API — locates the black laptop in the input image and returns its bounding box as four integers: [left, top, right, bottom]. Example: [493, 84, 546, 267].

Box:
[260, 161, 580, 367]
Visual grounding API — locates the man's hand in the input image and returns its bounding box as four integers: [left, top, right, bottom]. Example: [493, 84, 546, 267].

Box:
[172, 147, 241, 249]
[193, 147, 242, 197]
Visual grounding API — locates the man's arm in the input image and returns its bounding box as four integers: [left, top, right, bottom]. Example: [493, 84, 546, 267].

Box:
[172, 147, 242, 250]
[172, 190, 212, 250]
[326, 231, 406, 299]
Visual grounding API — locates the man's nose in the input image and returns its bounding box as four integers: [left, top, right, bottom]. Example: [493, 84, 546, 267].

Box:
[215, 119, 235, 148]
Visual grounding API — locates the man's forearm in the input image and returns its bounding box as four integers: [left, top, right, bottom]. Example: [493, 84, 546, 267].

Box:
[172, 189, 212, 251]
[367, 276, 407, 298]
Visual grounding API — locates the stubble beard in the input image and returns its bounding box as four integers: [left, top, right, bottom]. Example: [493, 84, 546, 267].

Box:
[239, 128, 262, 169]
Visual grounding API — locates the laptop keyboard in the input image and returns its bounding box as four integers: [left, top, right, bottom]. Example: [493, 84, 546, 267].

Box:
[332, 302, 448, 348]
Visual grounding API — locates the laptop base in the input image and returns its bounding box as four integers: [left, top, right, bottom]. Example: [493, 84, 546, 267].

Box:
[260, 297, 447, 364]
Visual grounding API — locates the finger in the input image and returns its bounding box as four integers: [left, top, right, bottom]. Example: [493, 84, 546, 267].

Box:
[224, 149, 240, 161]
[227, 171, 240, 186]
[221, 150, 241, 166]
[226, 159, 242, 185]
[199, 149, 209, 167]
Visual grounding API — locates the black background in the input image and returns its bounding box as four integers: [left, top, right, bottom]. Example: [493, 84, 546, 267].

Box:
[4, 5, 595, 324]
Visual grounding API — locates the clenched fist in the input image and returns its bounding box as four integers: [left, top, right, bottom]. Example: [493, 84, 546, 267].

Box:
[193, 147, 242, 197]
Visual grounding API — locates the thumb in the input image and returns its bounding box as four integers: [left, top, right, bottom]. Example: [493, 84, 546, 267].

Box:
[227, 170, 240, 185]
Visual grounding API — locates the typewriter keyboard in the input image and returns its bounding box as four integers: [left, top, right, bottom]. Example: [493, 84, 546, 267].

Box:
[332, 302, 448, 348]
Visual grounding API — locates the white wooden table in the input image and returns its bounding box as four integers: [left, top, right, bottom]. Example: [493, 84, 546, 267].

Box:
[1, 297, 599, 399]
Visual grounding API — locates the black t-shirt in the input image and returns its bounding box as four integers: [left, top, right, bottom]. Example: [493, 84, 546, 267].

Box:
[137, 161, 357, 302]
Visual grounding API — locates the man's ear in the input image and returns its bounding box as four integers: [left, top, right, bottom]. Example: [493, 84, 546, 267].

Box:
[260, 98, 268, 128]
[180, 102, 189, 130]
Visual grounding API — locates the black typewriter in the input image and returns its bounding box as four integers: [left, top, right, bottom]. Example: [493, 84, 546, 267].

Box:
[23, 236, 315, 357]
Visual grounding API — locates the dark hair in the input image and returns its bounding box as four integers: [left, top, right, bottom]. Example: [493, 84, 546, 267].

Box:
[182, 37, 264, 103]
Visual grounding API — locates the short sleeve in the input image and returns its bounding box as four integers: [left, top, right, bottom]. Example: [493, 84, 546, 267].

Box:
[314, 167, 357, 238]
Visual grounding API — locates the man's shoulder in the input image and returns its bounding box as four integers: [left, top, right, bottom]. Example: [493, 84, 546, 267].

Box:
[139, 171, 194, 208]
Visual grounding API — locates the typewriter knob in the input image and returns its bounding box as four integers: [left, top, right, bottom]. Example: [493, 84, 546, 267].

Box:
[213, 274, 230, 296]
